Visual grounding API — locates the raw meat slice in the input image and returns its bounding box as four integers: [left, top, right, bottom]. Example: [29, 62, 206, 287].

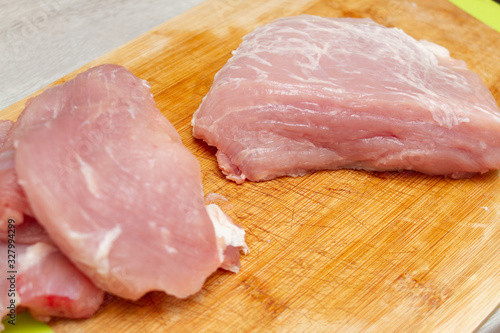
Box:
[0, 215, 51, 245]
[192, 15, 500, 183]
[0, 120, 12, 147]
[0, 119, 31, 230]
[11, 64, 246, 300]
[0, 121, 51, 244]
[0, 241, 104, 323]
[206, 203, 247, 273]
[0, 126, 53, 245]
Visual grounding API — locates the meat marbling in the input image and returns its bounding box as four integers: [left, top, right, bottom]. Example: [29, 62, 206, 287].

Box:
[10, 64, 246, 301]
[192, 15, 500, 183]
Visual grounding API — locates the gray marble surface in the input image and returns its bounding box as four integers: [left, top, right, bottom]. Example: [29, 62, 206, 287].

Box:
[0, 1, 499, 331]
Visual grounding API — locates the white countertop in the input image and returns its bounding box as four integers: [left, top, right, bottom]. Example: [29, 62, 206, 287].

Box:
[0, 0, 499, 332]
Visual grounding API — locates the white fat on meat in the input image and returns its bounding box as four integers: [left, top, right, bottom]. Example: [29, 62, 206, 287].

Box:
[66, 225, 123, 277]
[19, 242, 58, 271]
[95, 226, 122, 275]
[206, 203, 248, 273]
[76, 155, 101, 198]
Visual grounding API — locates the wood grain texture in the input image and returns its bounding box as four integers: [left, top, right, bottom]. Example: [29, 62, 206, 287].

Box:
[2, 0, 500, 332]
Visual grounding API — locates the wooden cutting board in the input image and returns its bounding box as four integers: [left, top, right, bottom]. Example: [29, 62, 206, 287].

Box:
[2, 0, 500, 332]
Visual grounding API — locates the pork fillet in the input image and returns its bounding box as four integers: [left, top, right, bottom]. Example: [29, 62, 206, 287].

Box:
[0, 120, 31, 230]
[0, 121, 12, 147]
[11, 64, 245, 300]
[192, 15, 500, 183]
[0, 215, 51, 245]
[1, 242, 104, 323]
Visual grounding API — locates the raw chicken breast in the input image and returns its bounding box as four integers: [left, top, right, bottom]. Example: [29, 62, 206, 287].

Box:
[0, 242, 104, 323]
[192, 15, 500, 183]
[0, 120, 31, 230]
[12, 64, 246, 300]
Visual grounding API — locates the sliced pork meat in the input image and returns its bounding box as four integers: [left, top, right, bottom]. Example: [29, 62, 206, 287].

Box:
[0, 120, 31, 230]
[0, 241, 104, 323]
[11, 64, 246, 300]
[206, 203, 248, 273]
[192, 15, 500, 183]
[0, 120, 12, 147]
[0, 215, 51, 245]
[0, 121, 51, 245]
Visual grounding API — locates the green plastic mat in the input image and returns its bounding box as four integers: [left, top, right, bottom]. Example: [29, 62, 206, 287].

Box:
[2, 313, 53, 333]
[449, 0, 500, 32]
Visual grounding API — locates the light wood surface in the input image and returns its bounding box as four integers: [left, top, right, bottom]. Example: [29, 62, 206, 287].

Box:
[2, 0, 500, 332]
